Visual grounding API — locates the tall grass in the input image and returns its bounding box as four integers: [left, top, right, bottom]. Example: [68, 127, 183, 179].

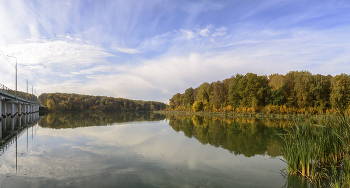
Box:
[281, 113, 350, 187]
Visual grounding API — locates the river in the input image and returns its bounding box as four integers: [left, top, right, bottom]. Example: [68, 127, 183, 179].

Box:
[0, 112, 309, 188]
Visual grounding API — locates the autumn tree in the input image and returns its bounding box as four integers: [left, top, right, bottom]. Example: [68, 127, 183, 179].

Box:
[197, 82, 210, 102]
[267, 73, 287, 106]
[183, 87, 194, 109]
[210, 81, 227, 109]
[330, 74, 350, 111]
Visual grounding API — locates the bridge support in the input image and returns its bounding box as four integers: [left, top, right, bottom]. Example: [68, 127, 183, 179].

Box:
[11, 117, 15, 131]
[0, 97, 3, 119]
[6, 103, 10, 116]
[2, 117, 6, 131]
[23, 104, 26, 114]
[18, 102, 22, 116]
[26, 104, 29, 114]
[6, 101, 19, 118]
[1, 101, 6, 118]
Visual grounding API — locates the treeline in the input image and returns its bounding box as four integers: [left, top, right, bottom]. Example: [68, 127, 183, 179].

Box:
[39, 93, 166, 111]
[169, 71, 350, 115]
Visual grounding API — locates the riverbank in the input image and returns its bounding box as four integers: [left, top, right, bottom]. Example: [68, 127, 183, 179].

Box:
[153, 110, 333, 119]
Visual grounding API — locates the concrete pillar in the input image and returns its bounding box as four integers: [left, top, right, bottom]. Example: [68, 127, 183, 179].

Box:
[18, 103, 22, 116]
[2, 117, 6, 131]
[18, 116, 21, 127]
[6, 103, 10, 116]
[11, 117, 15, 131]
[23, 114, 27, 124]
[11, 103, 15, 118]
[1, 101, 5, 118]
[6, 117, 10, 131]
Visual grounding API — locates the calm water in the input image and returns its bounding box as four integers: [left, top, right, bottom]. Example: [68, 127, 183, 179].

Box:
[0, 112, 308, 188]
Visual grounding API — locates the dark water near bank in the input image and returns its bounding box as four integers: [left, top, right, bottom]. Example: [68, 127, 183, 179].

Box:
[0, 112, 310, 187]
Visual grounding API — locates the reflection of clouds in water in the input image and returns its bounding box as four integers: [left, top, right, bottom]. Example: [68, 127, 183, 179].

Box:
[0, 121, 285, 187]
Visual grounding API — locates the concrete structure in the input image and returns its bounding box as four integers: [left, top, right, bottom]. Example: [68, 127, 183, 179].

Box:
[0, 89, 40, 119]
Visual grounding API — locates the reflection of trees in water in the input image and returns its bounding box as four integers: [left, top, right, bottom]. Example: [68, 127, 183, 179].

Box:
[39, 112, 166, 129]
[168, 115, 286, 157]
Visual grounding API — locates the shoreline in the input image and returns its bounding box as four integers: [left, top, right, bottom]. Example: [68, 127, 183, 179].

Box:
[153, 110, 339, 119]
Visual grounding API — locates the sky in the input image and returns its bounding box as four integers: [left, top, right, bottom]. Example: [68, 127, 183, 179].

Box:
[0, 0, 349, 103]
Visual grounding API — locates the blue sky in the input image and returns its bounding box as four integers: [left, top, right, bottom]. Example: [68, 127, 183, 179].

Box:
[0, 0, 349, 103]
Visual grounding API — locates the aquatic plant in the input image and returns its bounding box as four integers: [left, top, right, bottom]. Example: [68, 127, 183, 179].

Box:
[281, 113, 350, 187]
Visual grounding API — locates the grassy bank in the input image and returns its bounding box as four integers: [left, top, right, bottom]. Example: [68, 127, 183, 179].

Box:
[153, 110, 332, 119]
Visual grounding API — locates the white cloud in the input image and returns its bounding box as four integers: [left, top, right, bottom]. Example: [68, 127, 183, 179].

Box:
[199, 28, 211, 37]
[181, 30, 196, 40]
[4, 39, 112, 66]
[71, 65, 116, 75]
[113, 47, 139, 54]
[212, 27, 228, 37]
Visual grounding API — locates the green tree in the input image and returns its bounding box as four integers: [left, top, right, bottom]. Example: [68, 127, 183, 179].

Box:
[197, 82, 210, 102]
[330, 74, 350, 111]
[293, 71, 314, 108]
[229, 73, 269, 108]
[309, 74, 332, 110]
[210, 81, 226, 109]
[183, 87, 194, 109]
[229, 74, 244, 108]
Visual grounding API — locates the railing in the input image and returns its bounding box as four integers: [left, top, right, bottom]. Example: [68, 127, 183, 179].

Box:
[0, 82, 39, 103]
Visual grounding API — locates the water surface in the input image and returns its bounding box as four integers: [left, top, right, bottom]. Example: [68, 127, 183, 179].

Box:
[0, 112, 306, 187]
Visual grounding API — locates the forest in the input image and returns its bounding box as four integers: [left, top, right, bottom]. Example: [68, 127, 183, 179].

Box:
[168, 71, 350, 115]
[39, 93, 166, 111]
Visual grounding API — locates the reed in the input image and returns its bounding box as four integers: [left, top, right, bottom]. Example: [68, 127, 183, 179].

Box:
[281, 113, 350, 187]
